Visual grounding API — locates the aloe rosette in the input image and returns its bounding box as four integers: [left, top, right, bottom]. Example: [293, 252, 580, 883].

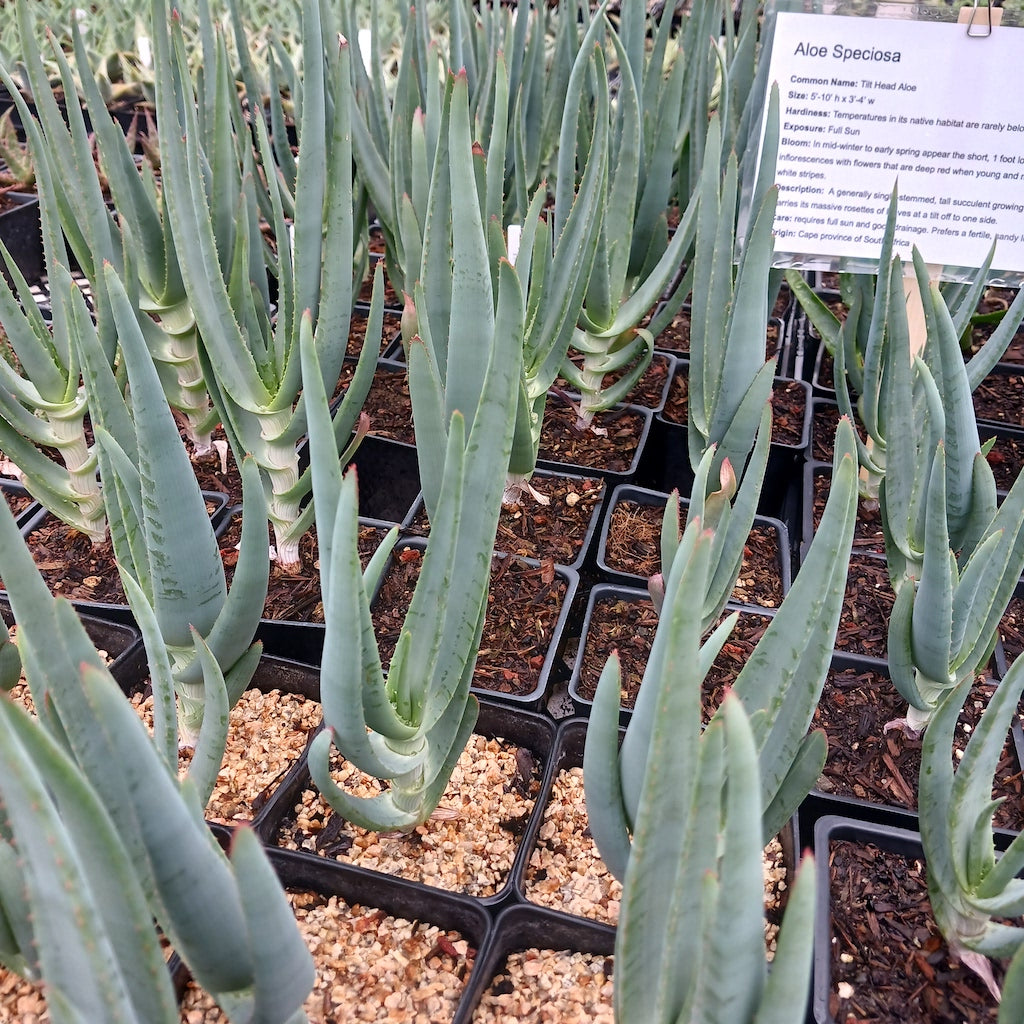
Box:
[920, 661, 1024, 1003]
[581, 418, 857, 1022]
[80, 263, 270, 782]
[298, 68, 525, 831]
[0, 496, 312, 1024]
[1, 0, 218, 453]
[151, 0, 376, 568]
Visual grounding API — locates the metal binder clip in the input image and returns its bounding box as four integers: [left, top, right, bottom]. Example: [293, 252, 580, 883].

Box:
[966, 0, 994, 37]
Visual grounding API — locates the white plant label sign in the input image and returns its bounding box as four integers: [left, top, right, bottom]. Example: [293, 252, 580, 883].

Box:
[763, 12, 1024, 276]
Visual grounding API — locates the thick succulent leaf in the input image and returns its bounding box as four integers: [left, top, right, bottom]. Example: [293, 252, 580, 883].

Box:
[230, 828, 315, 1024]
[582, 654, 632, 882]
[0, 693, 178, 1024]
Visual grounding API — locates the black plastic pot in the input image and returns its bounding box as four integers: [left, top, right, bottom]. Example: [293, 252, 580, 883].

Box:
[0, 189, 43, 288]
[595, 482, 794, 599]
[9, 489, 232, 626]
[453, 901, 616, 1024]
[0, 594, 146, 690]
[375, 537, 580, 710]
[565, 583, 776, 722]
[342, 433, 421, 526]
[537, 401, 655, 486]
[256, 697, 557, 907]
[0, 478, 44, 533]
[648, 361, 809, 527]
[174, 833, 494, 1021]
[402, 467, 609, 573]
[808, 808, 1019, 1024]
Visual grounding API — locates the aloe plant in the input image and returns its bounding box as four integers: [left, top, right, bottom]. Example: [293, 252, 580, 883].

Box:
[297, 62, 525, 831]
[785, 195, 1024, 501]
[647, 402, 771, 630]
[582, 517, 820, 1023]
[0, 159, 106, 541]
[81, 263, 269, 783]
[685, 88, 780, 480]
[0, 494, 312, 1023]
[585, 415, 858, 880]
[919, 662, 1024, 1002]
[0, 0, 223, 456]
[557, 3, 699, 432]
[151, 0, 376, 567]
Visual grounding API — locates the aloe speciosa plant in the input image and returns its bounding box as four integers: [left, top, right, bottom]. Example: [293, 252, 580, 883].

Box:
[0, 498, 312, 1022]
[80, 263, 269, 778]
[919, 660, 1024, 1005]
[685, 84, 780, 481]
[297, 70, 525, 832]
[646, 403, 771, 632]
[581, 419, 857, 1022]
[784, 193, 1024, 501]
[0, 0, 223, 455]
[0, 150, 107, 540]
[399, 23, 608, 508]
[151, 0, 377, 567]
[856, 249, 1024, 734]
[556, 1, 700, 432]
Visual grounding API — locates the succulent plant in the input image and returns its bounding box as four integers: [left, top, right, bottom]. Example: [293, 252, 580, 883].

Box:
[0, 494, 312, 1023]
[298, 70, 524, 832]
[151, 0, 376, 567]
[920, 660, 1024, 1002]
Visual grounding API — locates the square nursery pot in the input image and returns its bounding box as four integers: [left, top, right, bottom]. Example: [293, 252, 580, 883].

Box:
[648, 359, 810, 525]
[809, 652, 1023, 830]
[452, 902, 615, 1024]
[0, 189, 43, 288]
[254, 530, 580, 705]
[370, 537, 580, 710]
[0, 477, 45, 533]
[0, 594, 146, 689]
[565, 583, 776, 723]
[809, 810, 1019, 1024]
[5, 489, 232, 626]
[514, 717, 799, 931]
[800, 461, 886, 565]
[256, 697, 557, 908]
[535, 399, 654, 485]
[595, 482, 793, 603]
[401, 468, 609, 572]
[175, 837, 493, 1023]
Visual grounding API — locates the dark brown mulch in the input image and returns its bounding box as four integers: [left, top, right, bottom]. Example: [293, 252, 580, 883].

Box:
[536, 400, 647, 474]
[600, 498, 787, 609]
[2, 484, 35, 521]
[217, 516, 392, 623]
[652, 308, 786, 360]
[985, 432, 1024, 493]
[404, 475, 606, 568]
[810, 401, 869, 465]
[555, 351, 673, 411]
[571, 594, 771, 714]
[974, 371, 1024, 429]
[372, 544, 568, 699]
[662, 372, 808, 447]
[828, 839, 1002, 1024]
[347, 308, 402, 358]
[338, 363, 649, 475]
[810, 469, 886, 558]
[813, 664, 1024, 832]
[999, 595, 1024, 669]
[833, 555, 894, 660]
